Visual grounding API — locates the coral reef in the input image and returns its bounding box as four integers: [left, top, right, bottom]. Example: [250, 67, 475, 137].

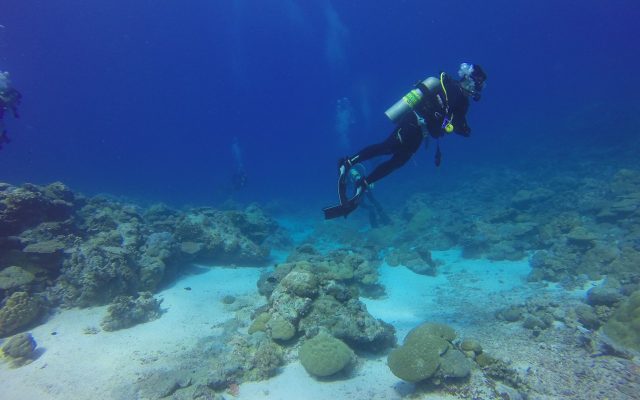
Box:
[0, 181, 284, 327]
[2, 161, 640, 397]
[100, 292, 163, 331]
[321, 166, 640, 291]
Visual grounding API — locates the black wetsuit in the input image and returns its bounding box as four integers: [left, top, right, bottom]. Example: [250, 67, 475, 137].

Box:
[351, 73, 471, 184]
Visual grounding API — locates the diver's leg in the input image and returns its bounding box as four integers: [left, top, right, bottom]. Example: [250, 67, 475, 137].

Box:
[366, 202, 379, 228]
[337, 131, 397, 204]
[365, 153, 411, 184]
[346, 130, 398, 165]
[367, 192, 392, 225]
[365, 125, 422, 184]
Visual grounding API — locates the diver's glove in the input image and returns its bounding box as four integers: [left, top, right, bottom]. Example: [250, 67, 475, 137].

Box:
[456, 126, 471, 137]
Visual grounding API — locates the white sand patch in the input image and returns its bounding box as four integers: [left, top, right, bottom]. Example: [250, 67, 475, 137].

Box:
[364, 249, 532, 339]
[237, 359, 457, 400]
[0, 266, 263, 400]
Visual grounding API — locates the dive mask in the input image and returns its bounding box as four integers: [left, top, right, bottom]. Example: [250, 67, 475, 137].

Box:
[458, 63, 487, 101]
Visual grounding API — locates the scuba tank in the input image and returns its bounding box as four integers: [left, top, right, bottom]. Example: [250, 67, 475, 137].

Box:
[384, 78, 432, 123]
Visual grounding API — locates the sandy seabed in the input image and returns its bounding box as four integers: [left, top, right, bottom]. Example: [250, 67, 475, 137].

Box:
[1, 249, 637, 400]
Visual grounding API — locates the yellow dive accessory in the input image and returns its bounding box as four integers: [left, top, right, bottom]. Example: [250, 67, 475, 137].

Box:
[444, 121, 454, 133]
[440, 72, 454, 134]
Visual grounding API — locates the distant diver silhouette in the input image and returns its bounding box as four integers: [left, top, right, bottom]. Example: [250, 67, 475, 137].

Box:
[230, 137, 247, 191]
[0, 71, 22, 150]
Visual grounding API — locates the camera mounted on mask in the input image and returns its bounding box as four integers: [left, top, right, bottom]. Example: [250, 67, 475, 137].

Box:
[458, 63, 487, 102]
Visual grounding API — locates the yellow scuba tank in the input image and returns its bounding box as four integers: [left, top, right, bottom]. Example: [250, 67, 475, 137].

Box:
[384, 78, 432, 123]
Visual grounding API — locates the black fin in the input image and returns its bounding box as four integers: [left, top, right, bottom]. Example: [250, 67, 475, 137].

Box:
[323, 202, 358, 220]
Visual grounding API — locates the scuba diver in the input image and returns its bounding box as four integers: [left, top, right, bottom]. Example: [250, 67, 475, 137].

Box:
[0, 70, 22, 150]
[231, 169, 248, 191]
[230, 137, 248, 192]
[323, 63, 487, 220]
[347, 163, 392, 227]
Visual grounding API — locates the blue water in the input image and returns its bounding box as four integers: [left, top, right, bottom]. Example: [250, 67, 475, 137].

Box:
[1, 1, 639, 209]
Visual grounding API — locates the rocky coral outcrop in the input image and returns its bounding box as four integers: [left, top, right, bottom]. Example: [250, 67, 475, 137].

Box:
[100, 292, 163, 331]
[495, 296, 568, 336]
[386, 243, 441, 275]
[0, 181, 284, 340]
[1, 332, 37, 365]
[273, 245, 384, 297]
[0, 266, 35, 291]
[0, 182, 77, 237]
[251, 246, 395, 378]
[0, 291, 41, 337]
[205, 331, 283, 390]
[254, 246, 394, 350]
[602, 290, 640, 353]
[173, 205, 277, 266]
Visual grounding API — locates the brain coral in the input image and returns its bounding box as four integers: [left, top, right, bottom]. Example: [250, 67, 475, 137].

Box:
[387, 342, 441, 382]
[299, 333, 354, 377]
[1, 332, 37, 359]
[602, 290, 640, 352]
[0, 292, 40, 337]
[387, 321, 471, 383]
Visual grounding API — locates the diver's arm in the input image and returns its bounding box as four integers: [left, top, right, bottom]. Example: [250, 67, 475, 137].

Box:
[453, 97, 471, 137]
[452, 107, 471, 136]
[454, 115, 471, 137]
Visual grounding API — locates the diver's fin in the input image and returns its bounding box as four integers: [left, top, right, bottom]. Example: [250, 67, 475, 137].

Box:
[338, 174, 347, 205]
[323, 202, 358, 220]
